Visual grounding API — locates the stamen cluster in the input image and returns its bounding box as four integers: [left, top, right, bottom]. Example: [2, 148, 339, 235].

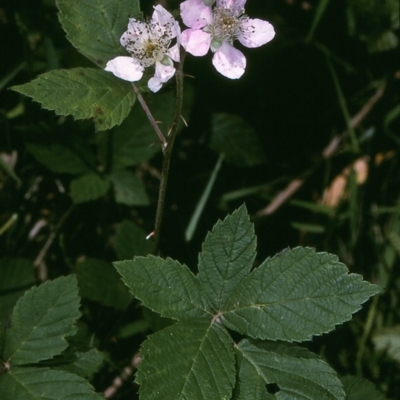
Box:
[123, 20, 175, 67]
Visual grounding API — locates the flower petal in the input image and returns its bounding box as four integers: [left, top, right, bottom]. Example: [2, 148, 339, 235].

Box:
[180, 0, 213, 29]
[148, 62, 176, 93]
[121, 20, 147, 46]
[216, 0, 247, 14]
[212, 42, 246, 79]
[104, 57, 144, 82]
[148, 77, 163, 93]
[152, 5, 178, 38]
[167, 43, 180, 62]
[181, 29, 212, 56]
[238, 18, 275, 48]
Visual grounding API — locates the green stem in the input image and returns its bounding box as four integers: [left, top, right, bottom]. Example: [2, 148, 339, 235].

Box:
[152, 51, 186, 254]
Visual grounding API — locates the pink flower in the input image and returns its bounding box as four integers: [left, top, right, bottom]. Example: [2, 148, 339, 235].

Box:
[180, 0, 275, 79]
[105, 5, 180, 93]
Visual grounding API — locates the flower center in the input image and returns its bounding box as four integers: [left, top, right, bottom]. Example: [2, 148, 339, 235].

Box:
[123, 20, 174, 67]
[212, 8, 240, 41]
[211, 7, 247, 43]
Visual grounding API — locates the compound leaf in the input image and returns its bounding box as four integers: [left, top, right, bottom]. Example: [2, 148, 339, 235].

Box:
[221, 247, 381, 341]
[198, 205, 256, 312]
[56, 0, 142, 67]
[0, 367, 103, 400]
[114, 256, 208, 321]
[3, 275, 81, 365]
[136, 320, 235, 400]
[12, 68, 134, 131]
[234, 339, 345, 400]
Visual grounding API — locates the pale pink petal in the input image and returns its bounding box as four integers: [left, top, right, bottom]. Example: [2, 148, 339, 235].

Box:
[155, 62, 176, 83]
[181, 29, 212, 56]
[167, 43, 180, 62]
[212, 42, 246, 79]
[238, 18, 275, 48]
[148, 62, 176, 92]
[152, 5, 177, 36]
[148, 77, 163, 93]
[216, 0, 247, 14]
[104, 57, 144, 82]
[122, 20, 147, 46]
[180, 0, 213, 29]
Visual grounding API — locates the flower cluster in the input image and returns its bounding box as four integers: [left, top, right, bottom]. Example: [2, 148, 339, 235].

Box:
[105, 1, 275, 90]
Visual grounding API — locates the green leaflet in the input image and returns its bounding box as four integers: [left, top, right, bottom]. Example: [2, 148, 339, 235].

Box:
[114, 256, 208, 321]
[234, 340, 345, 400]
[56, 0, 142, 67]
[340, 375, 388, 400]
[110, 169, 150, 206]
[198, 205, 257, 312]
[113, 220, 154, 260]
[2, 275, 80, 364]
[0, 367, 103, 400]
[70, 172, 111, 204]
[12, 68, 135, 131]
[210, 113, 266, 166]
[25, 141, 94, 176]
[73, 258, 132, 309]
[221, 247, 381, 341]
[53, 348, 107, 379]
[136, 320, 236, 400]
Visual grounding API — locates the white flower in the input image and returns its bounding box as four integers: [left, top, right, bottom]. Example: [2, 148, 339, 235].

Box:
[180, 0, 275, 79]
[105, 5, 180, 93]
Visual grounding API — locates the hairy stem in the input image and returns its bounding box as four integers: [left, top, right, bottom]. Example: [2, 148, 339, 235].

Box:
[153, 51, 186, 254]
[131, 83, 168, 149]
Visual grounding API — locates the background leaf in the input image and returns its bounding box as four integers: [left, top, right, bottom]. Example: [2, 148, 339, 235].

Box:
[56, 0, 142, 67]
[113, 220, 154, 260]
[210, 113, 266, 166]
[114, 256, 208, 321]
[0, 258, 35, 325]
[110, 169, 149, 206]
[12, 68, 135, 131]
[73, 258, 132, 309]
[0, 367, 103, 400]
[198, 205, 256, 311]
[25, 142, 93, 175]
[340, 375, 388, 400]
[70, 172, 111, 204]
[221, 247, 381, 341]
[3, 275, 81, 364]
[53, 348, 106, 379]
[234, 339, 345, 400]
[136, 320, 236, 400]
